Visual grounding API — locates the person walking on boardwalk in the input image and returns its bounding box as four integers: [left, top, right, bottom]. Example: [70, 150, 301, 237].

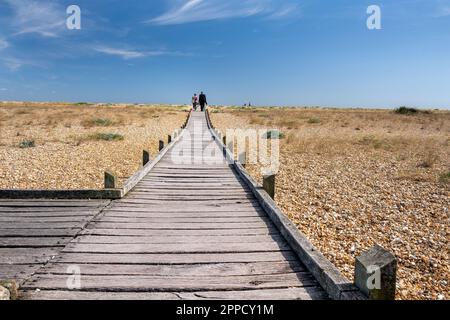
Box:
[192, 93, 198, 111]
[199, 91, 207, 112]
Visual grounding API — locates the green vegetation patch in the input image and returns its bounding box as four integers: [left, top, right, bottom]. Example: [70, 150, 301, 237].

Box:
[19, 140, 35, 148]
[93, 133, 124, 141]
[439, 172, 450, 184]
[308, 118, 321, 124]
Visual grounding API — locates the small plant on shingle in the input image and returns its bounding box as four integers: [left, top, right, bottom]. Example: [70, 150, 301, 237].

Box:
[19, 139, 35, 148]
[308, 118, 321, 124]
[93, 133, 124, 141]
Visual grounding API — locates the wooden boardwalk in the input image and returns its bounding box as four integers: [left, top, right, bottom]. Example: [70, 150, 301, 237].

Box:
[1, 112, 329, 300]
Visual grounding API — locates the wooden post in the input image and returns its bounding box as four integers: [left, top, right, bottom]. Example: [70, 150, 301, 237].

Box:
[143, 150, 150, 166]
[104, 171, 116, 189]
[263, 174, 276, 200]
[355, 245, 397, 300]
[239, 151, 247, 168]
[159, 140, 164, 152]
[222, 136, 226, 146]
[168, 135, 172, 144]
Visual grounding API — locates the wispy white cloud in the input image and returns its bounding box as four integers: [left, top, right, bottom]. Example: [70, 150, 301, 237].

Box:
[436, 6, 450, 17]
[1, 57, 26, 70]
[148, 0, 300, 25]
[0, 39, 9, 50]
[94, 46, 180, 60]
[94, 47, 147, 59]
[4, 0, 65, 37]
[0, 88, 7, 91]
[267, 3, 299, 19]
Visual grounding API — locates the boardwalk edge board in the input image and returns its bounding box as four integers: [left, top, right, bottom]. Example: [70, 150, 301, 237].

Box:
[205, 109, 366, 301]
[0, 111, 192, 200]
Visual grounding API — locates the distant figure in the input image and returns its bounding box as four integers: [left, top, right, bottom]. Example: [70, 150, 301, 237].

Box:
[192, 93, 198, 111]
[199, 91, 207, 112]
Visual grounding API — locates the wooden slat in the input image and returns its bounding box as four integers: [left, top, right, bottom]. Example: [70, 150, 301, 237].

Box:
[20, 287, 328, 300]
[0, 229, 81, 237]
[0, 237, 71, 247]
[93, 216, 270, 223]
[22, 273, 317, 291]
[62, 241, 290, 254]
[36, 261, 305, 276]
[0, 248, 61, 264]
[73, 234, 285, 244]
[54, 251, 299, 265]
[88, 222, 272, 230]
[79, 228, 276, 237]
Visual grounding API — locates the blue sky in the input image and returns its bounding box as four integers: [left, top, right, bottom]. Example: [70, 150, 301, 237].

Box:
[0, 0, 449, 108]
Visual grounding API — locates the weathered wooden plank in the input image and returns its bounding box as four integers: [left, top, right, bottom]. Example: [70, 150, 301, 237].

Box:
[62, 241, 290, 254]
[0, 212, 97, 218]
[0, 264, 43, 283]
[114, 201, 261, 207]
[0, 190, 121, 200]
[102, 211, 265, 218]
[0, 216, 91, 223]
[37, 261, 305, 276]
[79, 228, 276, 237]
[54, 251, 299, 265]
[0, 200, 109, 207]
[74, 234, 284, 244]
[93, 216, 269, 224]
[0, 248, 60, 264]
[105, 207, 264, 214]
[0, 237, 71, 247]
[22, 273, 317, 291]
[88, 222, 272, 230]
[123, 195, 255, 201]
[19, 287, 328, 300]
[0, 222, 87, 229]
[0, 229, 81, 237]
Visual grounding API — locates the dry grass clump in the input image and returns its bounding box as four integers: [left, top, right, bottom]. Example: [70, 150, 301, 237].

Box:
[211, 106, 450, 300]
[0, 102, 188, 189]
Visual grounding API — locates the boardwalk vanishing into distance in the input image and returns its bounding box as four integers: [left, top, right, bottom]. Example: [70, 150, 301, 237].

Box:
[0, 112, 350, 300]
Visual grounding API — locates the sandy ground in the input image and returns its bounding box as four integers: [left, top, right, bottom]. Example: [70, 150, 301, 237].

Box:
[211, 107, 450, 300]
[0, 102, 188, 189]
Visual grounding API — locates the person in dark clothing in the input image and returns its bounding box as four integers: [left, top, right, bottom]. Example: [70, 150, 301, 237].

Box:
[199, 91, 207, 112]
[192, 93, 198, 111]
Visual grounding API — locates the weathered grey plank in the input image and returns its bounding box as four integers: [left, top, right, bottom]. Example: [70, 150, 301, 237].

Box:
[88, 222, 272, 230]
[20, 287, 328, 300]
[0, 200, 108, 207]
[79, 228, 276, 237]
[0, 217, 91, 223]
[54, 251, 299, 265]
[36, 261, 305, 276]
[93, 216, 270, 224]
[0, 222, 87, 229]
[0, 237, 71, 247]
[62, 241, 290, 254]
[74, 234, 284, 244]
[22, 273, 317, 291]
[0, 229, 81, 237]
[0, 248, 60, 264]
